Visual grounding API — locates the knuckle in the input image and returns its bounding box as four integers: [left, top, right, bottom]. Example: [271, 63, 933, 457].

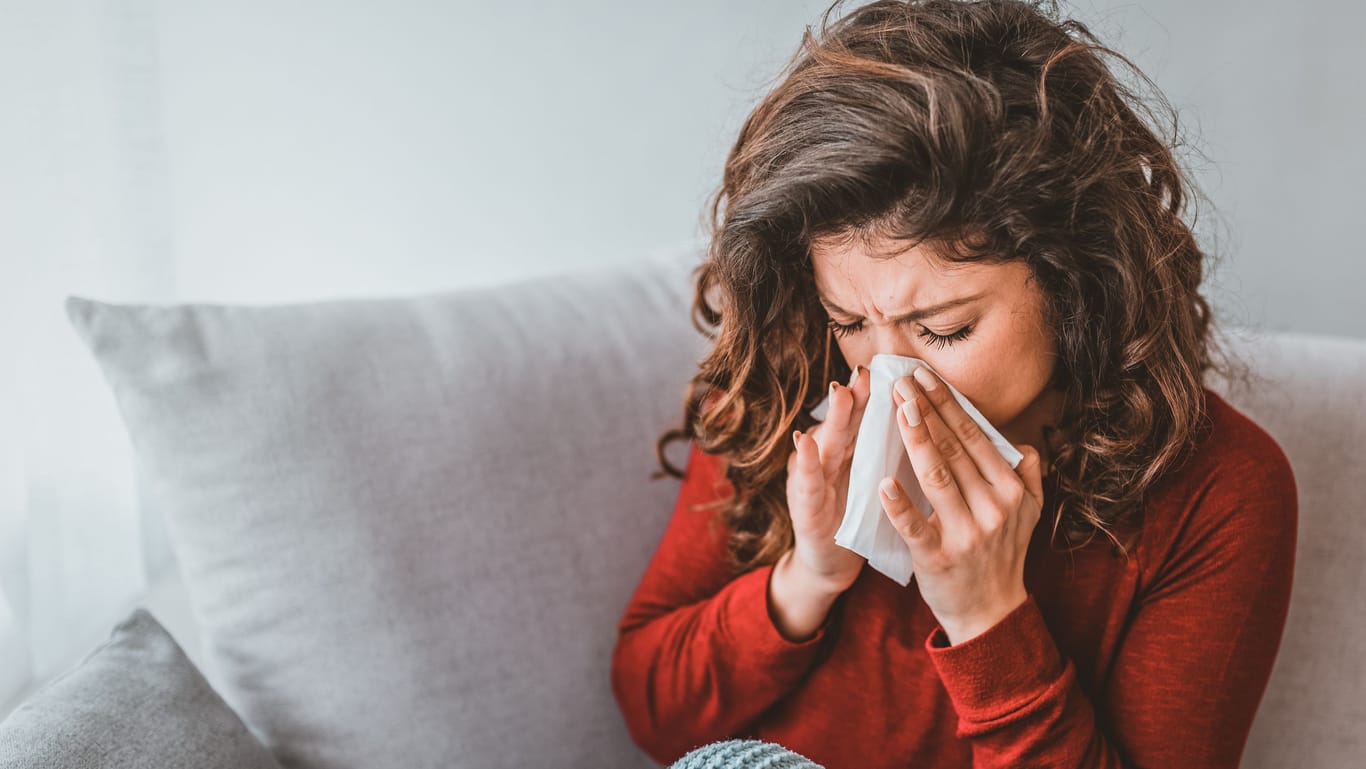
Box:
[839, 416, 861, 439]
[957, 531, 984, 553]
[893, 511, 921, 540]
[935, 435, 964, 461]
[979, 506, 1007, 532]
[953, 415, 985, 444]
[923, 462, 955, 490]
[789, 463, 821, 491]
[795, 474, 823, 496]
[1003, 481, 1025, 508]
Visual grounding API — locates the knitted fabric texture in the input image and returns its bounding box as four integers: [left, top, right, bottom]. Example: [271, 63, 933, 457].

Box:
[669, 739, 825, 769]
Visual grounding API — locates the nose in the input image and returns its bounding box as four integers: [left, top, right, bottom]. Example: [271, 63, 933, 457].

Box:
[863, 324, 919, 360]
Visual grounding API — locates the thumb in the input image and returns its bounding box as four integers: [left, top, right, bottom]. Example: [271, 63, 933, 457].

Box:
[1015, 445, 1044, 503]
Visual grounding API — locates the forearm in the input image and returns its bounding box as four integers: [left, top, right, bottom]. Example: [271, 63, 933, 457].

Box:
[612, 561, 834, 764]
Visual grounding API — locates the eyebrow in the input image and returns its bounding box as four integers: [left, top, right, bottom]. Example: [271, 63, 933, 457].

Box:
[817, 291, 988, 324]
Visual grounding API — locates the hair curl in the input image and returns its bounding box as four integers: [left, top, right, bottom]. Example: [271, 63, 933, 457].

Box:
[652, 0, 1252, 575]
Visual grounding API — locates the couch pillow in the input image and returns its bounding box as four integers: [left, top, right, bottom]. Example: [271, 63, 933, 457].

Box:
[62, 248, 705, 769]
[0, 608, 282, 769]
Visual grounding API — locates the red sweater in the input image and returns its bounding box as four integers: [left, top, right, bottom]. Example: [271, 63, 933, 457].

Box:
[611, 387, 1297, 768]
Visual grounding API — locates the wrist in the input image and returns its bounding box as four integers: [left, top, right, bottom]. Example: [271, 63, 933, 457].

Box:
[768, 550, 841, 643]
[787, 546, 856, 597]
[939, 590, 1029, 646]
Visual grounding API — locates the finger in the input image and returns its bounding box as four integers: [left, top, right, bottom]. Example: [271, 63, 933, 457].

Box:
[905, 365, 1017, 488]
[845, 364, 871, 440]
[893, 376, 995, 516]
[879, 476, 939, 550]
[894, 385, 975, 531]
[814, 380, 856, 480]
[834, 364, 872, 463]
[788, 430, 825, 523]
[813, 365, 872, 483]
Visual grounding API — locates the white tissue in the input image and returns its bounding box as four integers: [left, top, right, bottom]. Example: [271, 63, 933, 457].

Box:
[808, 353, 1024, 586]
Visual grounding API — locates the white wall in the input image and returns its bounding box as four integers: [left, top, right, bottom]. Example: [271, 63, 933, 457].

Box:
[1073, 0, 1364, 337]
[151, 0, 842, 301]
[140, 0, 1363, 334]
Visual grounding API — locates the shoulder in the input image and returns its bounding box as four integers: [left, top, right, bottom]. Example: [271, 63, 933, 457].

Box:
[1184, 388, 1294, 483]
[1135, 387, 1298, 573]
[683, 390, 735, 497]
[683, 439, 732, 496]
[1200, 386, 1297, 503]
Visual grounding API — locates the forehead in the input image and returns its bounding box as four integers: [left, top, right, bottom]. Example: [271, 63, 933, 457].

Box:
[809, 235, 989, 298]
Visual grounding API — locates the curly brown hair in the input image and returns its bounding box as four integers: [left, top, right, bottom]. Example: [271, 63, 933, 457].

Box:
[652, 0, 1252, 575]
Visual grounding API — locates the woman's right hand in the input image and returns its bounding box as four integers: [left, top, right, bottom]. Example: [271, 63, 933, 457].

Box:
[785, 364, 872, 594]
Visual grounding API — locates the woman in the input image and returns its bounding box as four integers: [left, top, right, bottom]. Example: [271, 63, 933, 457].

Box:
[610, 1, 1297, 768]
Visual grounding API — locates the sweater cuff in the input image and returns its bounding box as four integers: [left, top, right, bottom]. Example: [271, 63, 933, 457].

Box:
[924, 593, 1064, 721]
[719, 563, 831, 665]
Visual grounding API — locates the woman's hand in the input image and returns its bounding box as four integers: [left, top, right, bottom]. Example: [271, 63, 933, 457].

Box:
[880, 365, 1046, 645]
[785, 365, 873, 595]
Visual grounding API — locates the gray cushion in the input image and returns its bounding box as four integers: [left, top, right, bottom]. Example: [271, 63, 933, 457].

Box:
[62, 249, 706, 769]
[0, 608, 281, 769]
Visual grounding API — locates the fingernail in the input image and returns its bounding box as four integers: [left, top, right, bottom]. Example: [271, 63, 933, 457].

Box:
[901, 399, 921, 426]
[894, 377, 915, 402]
[912, 366, 938, 390]
[829, 380, 839, 396]
[792, 429, 802, 450]
[881, 478, 899, 499]
[848, 365, 861, 387]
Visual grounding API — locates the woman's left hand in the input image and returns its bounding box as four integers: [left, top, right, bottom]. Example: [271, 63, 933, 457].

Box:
[881, 365, 1046, 645]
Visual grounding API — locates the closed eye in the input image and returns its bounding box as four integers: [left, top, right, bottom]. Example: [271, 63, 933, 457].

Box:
[825, 318, 975, 349]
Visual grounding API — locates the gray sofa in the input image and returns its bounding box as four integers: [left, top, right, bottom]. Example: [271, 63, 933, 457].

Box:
[1, 244, 1362, 768]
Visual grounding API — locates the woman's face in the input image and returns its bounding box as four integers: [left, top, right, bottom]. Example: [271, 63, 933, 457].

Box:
[810, 234, 1063, 458]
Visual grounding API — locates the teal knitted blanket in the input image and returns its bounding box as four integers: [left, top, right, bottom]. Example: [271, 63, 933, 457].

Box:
[668, 739, 825, 768]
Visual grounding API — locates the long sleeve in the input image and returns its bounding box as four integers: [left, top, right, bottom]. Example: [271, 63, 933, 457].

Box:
[920, 429, 1299, 768]
[610, 440, 835, 765]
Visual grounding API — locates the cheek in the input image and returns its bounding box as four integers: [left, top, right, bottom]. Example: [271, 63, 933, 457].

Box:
[833, 337, 861, 372]
[933, 325, 1050, 425]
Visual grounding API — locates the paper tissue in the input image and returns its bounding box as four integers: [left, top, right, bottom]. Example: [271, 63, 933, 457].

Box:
[808, 353, 1024, 586]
